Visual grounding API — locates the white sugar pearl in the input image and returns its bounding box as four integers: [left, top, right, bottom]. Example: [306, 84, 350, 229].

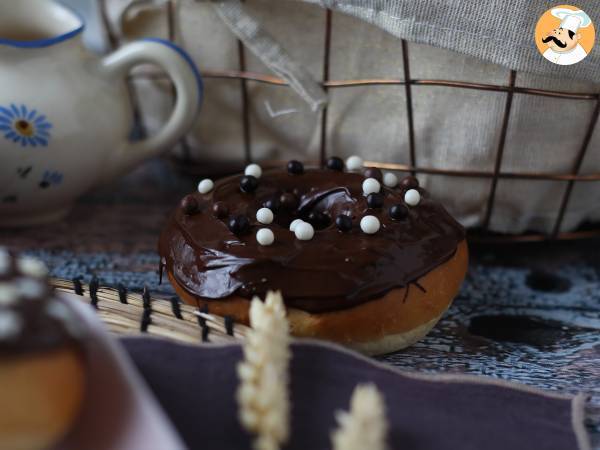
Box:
[256, 208, 274, 224]
[16, 278, 45, 299]
[256, 228, 275, 246]
[383, 172, 398, 188]
[289, 219, 304, 232]
[362, 178, 381, 195]
[197, 179, 214, 194]
[0, 283, 18, 306]
[404, 189, 421, 206]
[46, 301, 71, 321]
[0, 311, 21, 339]
[244, 163, 262, 179]
[360, 215, 380, 234]
[294, 222, 314, 241]
[17, 257, 47, 278]
[346, 155, 364, 171]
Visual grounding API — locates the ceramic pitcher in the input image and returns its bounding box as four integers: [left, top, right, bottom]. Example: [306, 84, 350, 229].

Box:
[0, 0, 202, 227]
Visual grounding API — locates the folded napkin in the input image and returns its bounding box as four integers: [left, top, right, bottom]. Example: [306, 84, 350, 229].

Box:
[122, 338, 590, 450]
[57, 296, 185, 450]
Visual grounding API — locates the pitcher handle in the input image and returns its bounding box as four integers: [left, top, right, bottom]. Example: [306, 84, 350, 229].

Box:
[99, 38, 202, 179]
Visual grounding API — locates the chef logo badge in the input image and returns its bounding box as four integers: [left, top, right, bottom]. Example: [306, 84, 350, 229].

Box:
[535, 5, 595, 65]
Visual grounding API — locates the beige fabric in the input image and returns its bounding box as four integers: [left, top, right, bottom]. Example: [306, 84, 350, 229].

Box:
[101, 0, 600, 234]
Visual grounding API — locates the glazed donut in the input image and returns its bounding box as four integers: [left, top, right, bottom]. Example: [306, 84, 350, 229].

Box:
[159, 158, 468, 355]
[0, 250, 86, 450]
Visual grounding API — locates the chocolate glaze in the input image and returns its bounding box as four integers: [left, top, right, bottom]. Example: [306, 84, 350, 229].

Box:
[159, 168, 465, 313]
[0, 252, 83, 356]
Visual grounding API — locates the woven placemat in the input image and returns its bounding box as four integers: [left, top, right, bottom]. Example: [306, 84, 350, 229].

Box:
[51, 278, 247, 346]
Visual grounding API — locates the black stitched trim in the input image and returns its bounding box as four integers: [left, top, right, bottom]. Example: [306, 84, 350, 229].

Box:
[224, 316, 234, 336]
[201, 323, 210, 342]
[73, 277, 84, 295]
[140, 308, 152, 332]
[89, 276, 99, 309]
[117, 284, 128, 304]
[170, 297, 183, 319]
[142, 286, 151, 310]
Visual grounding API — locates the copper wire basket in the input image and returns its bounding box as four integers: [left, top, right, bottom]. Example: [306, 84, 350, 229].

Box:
[99, 1, 600, 244]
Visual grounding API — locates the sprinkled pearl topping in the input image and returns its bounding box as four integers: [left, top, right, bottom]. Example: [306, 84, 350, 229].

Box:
[198, 179, 214, 194]
[244, 163, 262, 179]
[287, 160, 304, 175]
[0, 248, 9, 275]
[212, 202, 229, 219]
[228, 215, 250, 235]
[46, 301, 72, 322]
[256, 228, 275, 246]
[335, 214, 352, 232]
[346, 155, 364, 171]
[17, 257, 47, 278]
[294, 222, 315, 241]
[180, 195, 199, 215]
[289, 219, 304, 232]
[240, 175, 259, 193]
[256, 208, 274, 225]
[16, 278, 45, 299]
[404, 189, 421, 206]
[0, 311, 21, 339]
[326, 156, 344, 171]
[383, 172, 398, 188]
[280, 192, 298, 210]
[0, 283, 18, 306]
[264, 197, 281, 212]
[367, 192, 384, 209]
[363, 167, 383, 182]
[401, 176, 419, 189]
[389, 204, 409, 220]
[360, 215, 380, 234]
[362, 178, 381, 196]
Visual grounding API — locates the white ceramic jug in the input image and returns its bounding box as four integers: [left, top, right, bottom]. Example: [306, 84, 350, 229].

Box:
[0, 0, 201, 226]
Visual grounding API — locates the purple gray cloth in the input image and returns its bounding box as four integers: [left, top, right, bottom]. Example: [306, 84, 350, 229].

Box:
[122, 337, 590, 450]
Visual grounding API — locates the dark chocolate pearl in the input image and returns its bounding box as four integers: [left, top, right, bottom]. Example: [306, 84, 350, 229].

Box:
[363, 167, 383, 182]
[180, 195, 198, 215]
[240, 175, 259, 193]
[307, 211, 330, 229]
[280, 192, 298, 210]
[212, 201, 229, 219]
[400, 176, 419, 189]
[335, 214, 352, 232]
[326, 156, 344, 171]
[287, 160, 304, 175]
[264, 196, 281, 212]
[389, 204, 409, 221]
[228, 215, 250, 235]
[366, 192, 384, 209]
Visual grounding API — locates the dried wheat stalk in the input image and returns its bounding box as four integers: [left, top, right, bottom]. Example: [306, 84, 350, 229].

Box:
[236, 291, 291, 450]
[331, 383, 388, 450]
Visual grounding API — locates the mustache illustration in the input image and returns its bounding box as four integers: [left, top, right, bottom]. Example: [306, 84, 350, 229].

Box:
[542, 35, 567, 48]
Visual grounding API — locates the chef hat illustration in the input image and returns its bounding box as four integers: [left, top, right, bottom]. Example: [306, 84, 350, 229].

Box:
[551, 8, 592, 33]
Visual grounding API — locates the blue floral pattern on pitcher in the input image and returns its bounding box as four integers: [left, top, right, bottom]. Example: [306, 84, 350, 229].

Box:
[0, 104, 52, 147]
